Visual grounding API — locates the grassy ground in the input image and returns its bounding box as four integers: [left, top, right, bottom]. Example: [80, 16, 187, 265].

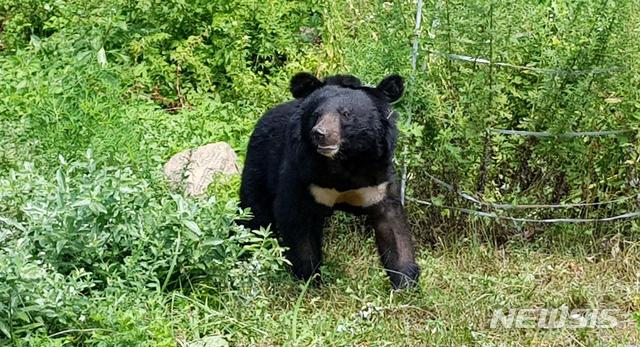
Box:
[173, 216, 639, 346]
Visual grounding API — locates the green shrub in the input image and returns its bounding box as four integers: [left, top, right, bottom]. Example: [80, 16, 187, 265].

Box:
[0, 152, 285, 342]
[0, 0, 60, 51]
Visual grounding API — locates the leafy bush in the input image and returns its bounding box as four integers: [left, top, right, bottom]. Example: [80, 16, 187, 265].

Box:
[0, 0, 324, 172]
[0, 239, 93, 340]
[0, 153, 285, 342]
[0, 0, 60, 51]
[0, 0, 322, 105]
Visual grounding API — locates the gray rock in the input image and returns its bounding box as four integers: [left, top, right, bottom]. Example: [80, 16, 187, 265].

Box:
[164, 142, 240, 196]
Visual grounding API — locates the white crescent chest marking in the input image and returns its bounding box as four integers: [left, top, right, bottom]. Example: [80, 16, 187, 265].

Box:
[309, 182, 389, 208]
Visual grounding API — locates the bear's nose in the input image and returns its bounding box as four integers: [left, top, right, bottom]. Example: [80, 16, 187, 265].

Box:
[311, 126, 327, 141]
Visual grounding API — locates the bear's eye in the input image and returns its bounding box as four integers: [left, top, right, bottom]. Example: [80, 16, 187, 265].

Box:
[339, 108, 351, 119]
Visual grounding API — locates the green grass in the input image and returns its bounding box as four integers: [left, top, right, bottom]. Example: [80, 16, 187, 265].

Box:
[108, 218, 640, 346]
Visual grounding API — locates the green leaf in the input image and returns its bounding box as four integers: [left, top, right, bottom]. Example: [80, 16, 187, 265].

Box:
[89, 202, 108, 214]
[0, 320, 11, 339]
[97, 47, 108, 67]
[431, 195, 445, 207]
[55, 169, 66, 191]
[0, 217, 26, 232]
[30, 35, 42, 50]
[203, 239, 224, 246]
[56, 240, 67, 254]
[183, 220, 202, 237]
[71, 199, 91, 208]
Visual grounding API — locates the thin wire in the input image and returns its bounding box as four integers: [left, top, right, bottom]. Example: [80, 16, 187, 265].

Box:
[411, 0, 424, 71]
[489, 129, 633, 137]
[407, 197, 640, 223]
[402, 0, 424, 206]
[428, 50, 625, 76]
[423, 171, 637, 209]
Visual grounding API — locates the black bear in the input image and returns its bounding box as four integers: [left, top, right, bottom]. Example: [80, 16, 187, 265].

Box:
[239, 72, 419, 289]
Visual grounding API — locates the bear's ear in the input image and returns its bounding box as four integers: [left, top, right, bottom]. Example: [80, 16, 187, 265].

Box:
[290, 72, 323, 99]
[376, 74, 404, 103]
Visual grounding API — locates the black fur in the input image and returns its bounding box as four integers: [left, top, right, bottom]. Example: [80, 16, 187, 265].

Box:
[239, 73, 419, 289]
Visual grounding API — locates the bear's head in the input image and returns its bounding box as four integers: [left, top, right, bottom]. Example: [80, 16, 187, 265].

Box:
[290, 72, 404, 160]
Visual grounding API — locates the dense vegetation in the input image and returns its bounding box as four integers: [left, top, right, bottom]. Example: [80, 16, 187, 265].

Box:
[1, 0, 638, 345]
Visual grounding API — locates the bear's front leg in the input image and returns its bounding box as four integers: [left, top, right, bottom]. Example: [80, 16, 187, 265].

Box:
[368, 197, 420, 289]
[274, 190, 329, 282]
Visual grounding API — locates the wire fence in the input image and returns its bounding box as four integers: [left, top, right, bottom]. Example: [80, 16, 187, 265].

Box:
[489, 129, 634, 138]
[402, 1, 639, 225]
[428, 50, 626, 76]
[407, 197, 640, 224]
[406, 171, 640, 224]
[401, 0, 424, 207]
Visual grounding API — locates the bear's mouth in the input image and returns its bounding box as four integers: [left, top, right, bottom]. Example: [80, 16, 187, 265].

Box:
[317, 145, 339, 158]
